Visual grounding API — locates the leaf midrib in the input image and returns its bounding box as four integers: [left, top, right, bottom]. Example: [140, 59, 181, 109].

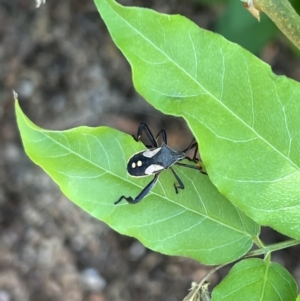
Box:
[35, 129, 252, 236]
[108, 1, 298, 170]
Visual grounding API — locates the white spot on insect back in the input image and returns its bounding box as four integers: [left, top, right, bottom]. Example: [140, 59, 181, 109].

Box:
[145, 164, 164, 175]
[143, 148, 161, 158]
[137, 160, 142, 167]
[132, 162, 136, 168]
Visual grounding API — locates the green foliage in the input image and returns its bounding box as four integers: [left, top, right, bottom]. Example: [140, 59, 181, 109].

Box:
[193, 0, 278, 53]
[192, 0, 229, 4]
[16, 0, 300, 299]
[194, 0, 300, 54]
[94, 0, 300, 240]
[291, 0, 300, 14]
[212, 259, 298, 301]
[216, 0, 277, 53]
[16, 101, 259, 264]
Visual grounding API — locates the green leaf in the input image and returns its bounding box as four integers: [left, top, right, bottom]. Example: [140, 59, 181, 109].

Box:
[94, 0, 300, 239]
[212, 259, 298, 301]
[16, 100, 259, 265]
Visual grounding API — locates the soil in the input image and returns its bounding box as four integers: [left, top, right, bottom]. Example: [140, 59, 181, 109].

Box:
[1, 1, 300, 301]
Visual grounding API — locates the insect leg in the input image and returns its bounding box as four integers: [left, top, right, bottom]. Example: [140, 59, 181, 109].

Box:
[155, 129, 167, 144]
[170, 167, 184, 194]
[114, 173, 160, 205]
[182, 138, 197, 152]
[134, 123, 158, 147]
[182, 138, 198, 161]
[176, 162, 207, 174]
[182, 139, 207, 172]
[191, 142, 198, 161]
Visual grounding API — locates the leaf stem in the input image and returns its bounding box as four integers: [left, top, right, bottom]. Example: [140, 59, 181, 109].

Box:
[196, 239, 299, 296]
[246, 239, 300, 258]
[253, 236, 265, 248]
[253, 0, 300, 50]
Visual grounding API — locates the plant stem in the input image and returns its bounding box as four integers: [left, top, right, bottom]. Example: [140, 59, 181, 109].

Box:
[253, 0, 300, 50]
[246, 239, 300, 258]
[197, 239, 300, 292]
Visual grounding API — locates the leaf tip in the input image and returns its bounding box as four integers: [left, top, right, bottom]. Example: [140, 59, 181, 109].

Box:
[14, 91, 23, 120]
[13, 90, 18, 101]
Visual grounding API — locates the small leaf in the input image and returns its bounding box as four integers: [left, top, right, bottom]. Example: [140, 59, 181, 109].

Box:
[212, 259, 298, 301]
[16, 101, 259, 264]
[94, 0, 300, 239]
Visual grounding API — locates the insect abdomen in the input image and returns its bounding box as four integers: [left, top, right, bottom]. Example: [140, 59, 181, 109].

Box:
[127, 152, 164, 177]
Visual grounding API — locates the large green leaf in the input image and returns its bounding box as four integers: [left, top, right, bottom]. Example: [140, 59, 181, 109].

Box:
[16, 101, 259, 264]
[94, 0, 300, 239]
[212, 259, 298, 301]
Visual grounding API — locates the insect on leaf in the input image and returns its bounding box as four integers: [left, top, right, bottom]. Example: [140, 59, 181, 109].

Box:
[94, 0, 300, 239]
[16, 100, 259, 265]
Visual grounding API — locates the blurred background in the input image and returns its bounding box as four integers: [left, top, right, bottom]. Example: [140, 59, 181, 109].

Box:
[1, 0, 300, 300]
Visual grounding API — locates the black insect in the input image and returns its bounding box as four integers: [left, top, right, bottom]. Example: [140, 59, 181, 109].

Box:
[115, 123, 206, 205]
